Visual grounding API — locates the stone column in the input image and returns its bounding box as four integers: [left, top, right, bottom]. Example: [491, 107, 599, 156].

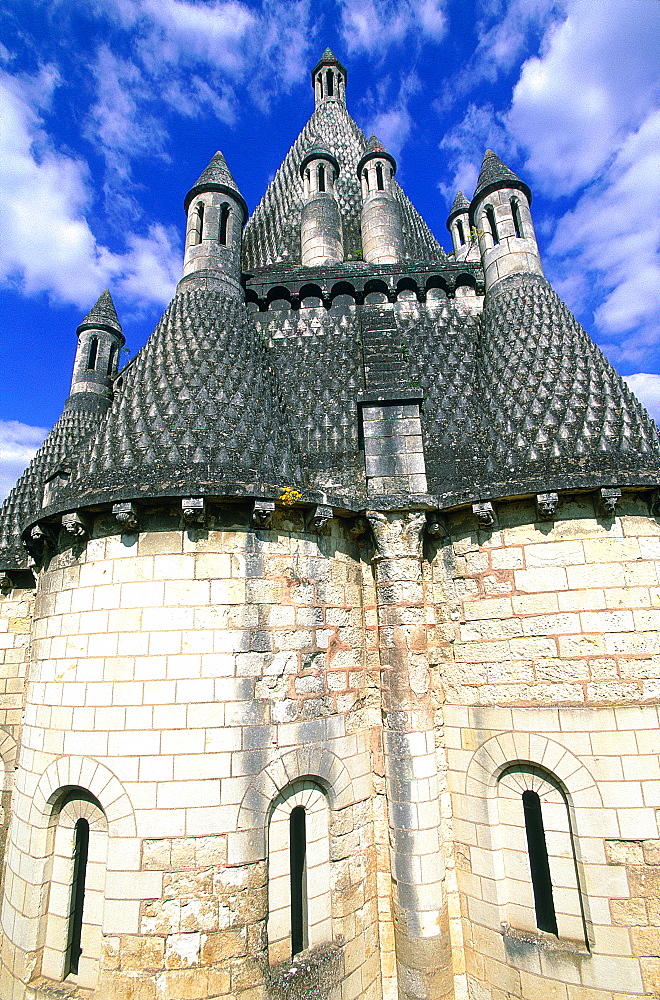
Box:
[367, 510, 454, 1000]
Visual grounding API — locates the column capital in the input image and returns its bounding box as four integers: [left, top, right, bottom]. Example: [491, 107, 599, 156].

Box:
[366, 510, 426, 560]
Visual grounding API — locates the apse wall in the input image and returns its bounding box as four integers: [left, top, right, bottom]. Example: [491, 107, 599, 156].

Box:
[0, 508, 382, 1000]
[431, 495, 660, 999]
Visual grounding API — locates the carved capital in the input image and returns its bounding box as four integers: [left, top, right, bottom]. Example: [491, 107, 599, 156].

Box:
[182, 497, 205, 525]
[252, 500, 275, 529]
[472, 502, 495, 528]
[536, 492, 558, 521]
[112, 502, 139, 531]
[598, 487, 621, 517]
[366, 510, 426, 559]
[306, 504, 333, 534]
[62, 511, 90, 541]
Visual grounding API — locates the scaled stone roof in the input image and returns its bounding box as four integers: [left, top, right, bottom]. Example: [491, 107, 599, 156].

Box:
[184, 151, 247, 217]
[48, 289, 303, 508]
[242, 99, 446, 270]
[357, 135, 396, 176]
[77, 289, 122, 335]
[472, 150, 532, 205]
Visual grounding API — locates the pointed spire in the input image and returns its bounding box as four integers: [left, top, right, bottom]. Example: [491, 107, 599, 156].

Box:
[184, 150, 247, 218]
[312, 47, 347, 80]
[311, 47, 347, 106]
[472, 150, 531, 205]
[77, 289, 122, 336]
[357, 134, 397, 177]
[446, 190, 470, 228]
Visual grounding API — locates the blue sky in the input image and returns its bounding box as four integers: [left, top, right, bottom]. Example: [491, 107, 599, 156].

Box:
[1, 0, 659, 498]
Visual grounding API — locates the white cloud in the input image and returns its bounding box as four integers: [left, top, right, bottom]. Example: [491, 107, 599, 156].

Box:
[624, 374, 660, 424]
[363, 72, 421, 160]
[340, 0, 447, 54]
[0, 64, 180, 310]
[438, 102, 516, 202]
[0, 420, 49, 501]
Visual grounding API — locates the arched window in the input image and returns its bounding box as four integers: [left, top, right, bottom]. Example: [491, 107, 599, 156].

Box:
[317, 73, 323, 98]
[511, 198, 523, 238]
[106, 344, 117, 377]
[326, 68, 334, 97]
[86, 338, 98, 371]
[376, 162, 384, 191]
[318, 163, 326, 193]
[456, 219, 465, 245]
[522, 790, 558, 935]
[268, 781, 332, 964]
[219, 203, 230, 246]
[485, 205, 499, 244]
[190, 202, 204, 246]
[41, 790, 108, 989]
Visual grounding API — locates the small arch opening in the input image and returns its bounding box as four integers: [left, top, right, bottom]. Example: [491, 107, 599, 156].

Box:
[456, 219, 465, 245]
[65, 818, 90, 976]
[219, 203, 230, 246]
[376, 162, 384, 191]
[485, 205, 499, 244]
[86, 338, 98, 371]
[191, 202, 204, 246]
[290, 806, 307, 957]
[106, 344, 117, 377]
[511, 198, 523, 238]
[326, 69, 334, 97]
[317, 73, 323, 98]
[522, 790, 558, 936]
[318, 163, 326, 193]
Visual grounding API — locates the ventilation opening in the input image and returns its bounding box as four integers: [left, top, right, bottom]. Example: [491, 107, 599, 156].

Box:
[66, 818, 89, 976]
[511, 198, 523, 238]
[219, 204, 230, 246]
[376, 162, 384, 191]
[290, 805, 307, 957]
[326, 68, 333, 97]
[106, 344, 116, 377]
[86, 338, 98, 371]
[318, 164, 326, 193]
[485, 205, 499, 244]
[522, 790, 558, 936]
[456, 219, 465, 245]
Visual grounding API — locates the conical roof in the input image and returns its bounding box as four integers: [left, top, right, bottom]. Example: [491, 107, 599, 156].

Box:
[184, 150, 247, 218]
[46, 290, 303, 509]
[357, 134, 396, 176]
[242, 97, 446, 269]
[471, 149, 531, 210]
[446, 190, 470, 229]
[299, 138, 339, 175]
[312, 47, 347, 80]
[77, 289, 123, 337]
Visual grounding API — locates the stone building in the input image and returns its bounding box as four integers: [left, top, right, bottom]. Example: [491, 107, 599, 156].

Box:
[1, 46, 660, 1000]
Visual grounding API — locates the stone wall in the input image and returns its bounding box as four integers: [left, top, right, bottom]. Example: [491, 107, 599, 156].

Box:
[434, 496, 660, 999]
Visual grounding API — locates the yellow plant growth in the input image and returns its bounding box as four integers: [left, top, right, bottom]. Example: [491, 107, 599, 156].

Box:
[280, 487, 303, 506]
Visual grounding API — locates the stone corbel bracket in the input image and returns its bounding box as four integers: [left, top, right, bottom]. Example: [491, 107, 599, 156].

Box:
[426, 510, 445, 538]
[536, 492, 559, 521]
[252, 500, 275, 529]
[472, 501, 495, 528]
[112, 502, 139, 531]
[598, 487, 621, 518]
[24, 522, 57, 561]
[650, 489, 660, 517]
[61, 511, 91, 541]
[306, 504, 333, 534]
[348, 514, 370, 543]
[0, 574, 12, 591]
[182, 497, 206, 526]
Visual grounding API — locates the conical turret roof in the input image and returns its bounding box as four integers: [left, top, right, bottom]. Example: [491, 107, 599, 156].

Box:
[446, 190, 470, 229]
[184, 150, 248, 218]
[357, 134, 397, 176]
[312, 47, 347, 80]
[77, 289, 123, 337]
[242, 93, 445, 269]
[471, 149, 531, 210]
[300, 137, 339, 175]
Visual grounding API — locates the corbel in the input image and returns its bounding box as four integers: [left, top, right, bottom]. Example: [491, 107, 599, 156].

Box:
[181, 497, 206, 526]
[306, 504, 333, 533]
[426, 510, 445, 538]
[252, 500, 275, 529]
[598, 487, 621, 518]
[536, 492, 559, 521]
[61, 511, 91, 541]
[112, 502, 139, 531]
[472, 502, 495, 528]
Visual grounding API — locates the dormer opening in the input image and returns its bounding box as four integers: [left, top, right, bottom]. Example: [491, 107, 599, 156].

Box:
[511, 198, 523, 238]
[485, 205, 499, 245]
[86, 337, 98, 370]
[376, 162, 384, 191]
[219, 203, 230, 246]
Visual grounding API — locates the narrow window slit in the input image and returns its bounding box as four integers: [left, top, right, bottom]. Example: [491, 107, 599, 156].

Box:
[86, 339, 98, 371]
[318, 164, 326, 193]
[486, 205, 499, 244]
[376, 162, 384, 191]
[326, 69, 333, 97]
[106, 345, 116, 377]
[512, 198, 523, 238]
[522, 790, 558, 936]
[219, 204, 230, 246]
[66, 818, 89, 976]
[290, 806, 307, 957]
[457, 219, 465, 245]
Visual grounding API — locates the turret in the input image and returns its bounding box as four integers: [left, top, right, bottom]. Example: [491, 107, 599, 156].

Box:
[357, 135, 403, 265]
[65, 290, 124, 414]
[446, 190, 471, 256]
[300, 141, 344, 266]
[469, 150, 543, 291]
[181, 150, 248, 296]
[312, 48, 347, 107]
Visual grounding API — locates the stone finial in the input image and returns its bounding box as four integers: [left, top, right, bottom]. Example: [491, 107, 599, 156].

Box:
[426, 511, 444, 538]
[181, 498, 206, 525]
[472, 502, 495, 528]
[306, 505, 333, 533]
[536, 492, 558, 521]
[62, 511, 90, 540]
[252, 500, 275, 528]
[112, 502, 139, 531]
[598, 487, 621, 517]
